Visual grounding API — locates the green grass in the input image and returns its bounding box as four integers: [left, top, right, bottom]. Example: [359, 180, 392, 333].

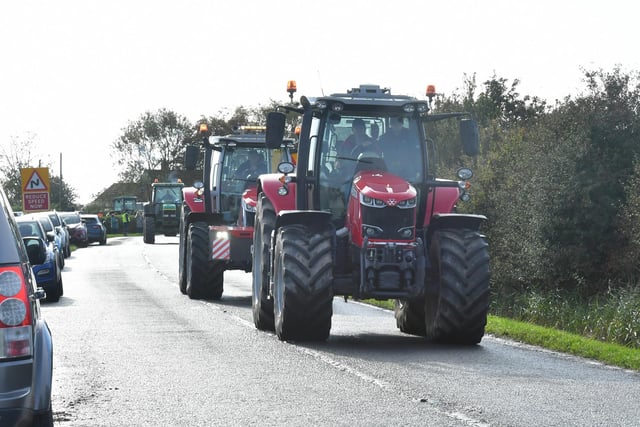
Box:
[364, 299, 640, 371]
[486, 315, 640, 371]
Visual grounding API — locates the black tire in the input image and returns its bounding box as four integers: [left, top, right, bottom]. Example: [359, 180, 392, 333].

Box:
[252, 195, 275, 331]
[143, 216, 155, 244]
[32, 403, 54, 427]
[273, 224, 334, 341]
[394, 298, 426, 336]
[178, 206, 190, 294]
[425, 229, 490, 344]
[47, 277, 62, 303]
[186, 222, 224, 300]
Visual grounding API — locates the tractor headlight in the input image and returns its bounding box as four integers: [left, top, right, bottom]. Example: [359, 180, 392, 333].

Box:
[397, 197, 417, 209]
[360, 194, 386, 208]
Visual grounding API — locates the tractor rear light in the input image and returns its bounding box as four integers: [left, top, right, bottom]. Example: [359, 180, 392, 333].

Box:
[216, 231, 229, 240]
[1, 326, 33, 358]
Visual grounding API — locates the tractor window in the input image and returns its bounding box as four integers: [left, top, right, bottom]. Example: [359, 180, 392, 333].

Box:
[379, 116, 423, 184]
[317, 113, 423, 225]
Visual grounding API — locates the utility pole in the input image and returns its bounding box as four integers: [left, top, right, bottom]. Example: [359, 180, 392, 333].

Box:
[59, 153, 63, 210]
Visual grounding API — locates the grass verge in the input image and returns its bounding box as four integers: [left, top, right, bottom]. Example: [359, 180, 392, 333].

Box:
[364, 300, 640, 371]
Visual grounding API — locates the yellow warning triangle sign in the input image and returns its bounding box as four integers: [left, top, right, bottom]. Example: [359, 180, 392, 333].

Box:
[24, 170, 48, 191]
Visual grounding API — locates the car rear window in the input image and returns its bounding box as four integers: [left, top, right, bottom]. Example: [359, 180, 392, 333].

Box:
[0, 206, 21, 264]
[17, 221, 45, 240]
[48, 213, 61, 227]
[60, 212, 81, 224]
[37, 217, 53, 232]
[82, 216, 98, 224]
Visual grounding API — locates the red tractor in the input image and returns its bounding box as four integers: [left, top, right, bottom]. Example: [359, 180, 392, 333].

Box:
[253, 84, 489, 344]
[180, 124, 294, 300]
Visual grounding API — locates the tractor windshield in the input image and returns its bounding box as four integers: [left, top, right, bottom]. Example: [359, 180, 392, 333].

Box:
[317, 113, 423, 221]
[154, 186, 183, 203]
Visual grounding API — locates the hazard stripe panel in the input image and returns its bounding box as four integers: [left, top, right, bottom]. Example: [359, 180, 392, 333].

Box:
[211, 239, 230, 260]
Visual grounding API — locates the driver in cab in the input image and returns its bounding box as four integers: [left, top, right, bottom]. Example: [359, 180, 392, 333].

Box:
[234, 150, 267, 179]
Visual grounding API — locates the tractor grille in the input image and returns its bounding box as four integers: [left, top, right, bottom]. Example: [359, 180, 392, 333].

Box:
[361, 205, 415, 240]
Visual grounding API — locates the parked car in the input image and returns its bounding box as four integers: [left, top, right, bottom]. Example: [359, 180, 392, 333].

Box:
[46, 210, 71, 258]
[59, 211, 88, 247]
[81, 214, 107, 245]
[0, 186, 53, 426]
[16, 216, 64, 302]
[35, 213, 65, 270]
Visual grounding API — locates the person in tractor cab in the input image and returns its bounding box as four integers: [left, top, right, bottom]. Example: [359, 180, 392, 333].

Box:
[379, 116, 420, 181]
[234, 150, 267, 180]
[339, 118, 369, 157]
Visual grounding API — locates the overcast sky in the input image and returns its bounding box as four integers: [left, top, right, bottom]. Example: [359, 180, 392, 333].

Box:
[1, 0, 638, 204]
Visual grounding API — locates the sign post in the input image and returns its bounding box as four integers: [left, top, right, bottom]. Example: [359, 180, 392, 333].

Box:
[21, 167, 50, 213]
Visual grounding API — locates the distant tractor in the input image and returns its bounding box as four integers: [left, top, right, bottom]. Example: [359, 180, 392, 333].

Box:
[252, 83, 489, 344]
[179, 124, 294, 300]
[142, 181, 184, 244]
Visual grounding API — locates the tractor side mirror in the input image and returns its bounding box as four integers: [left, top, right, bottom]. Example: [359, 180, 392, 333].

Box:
[459, 118, 479, 157]
[266, 112, 286, 149]
[184, 145, 199, 170]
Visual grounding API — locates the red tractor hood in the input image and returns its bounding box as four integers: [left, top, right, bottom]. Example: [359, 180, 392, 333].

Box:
[353, 171, 417, 203]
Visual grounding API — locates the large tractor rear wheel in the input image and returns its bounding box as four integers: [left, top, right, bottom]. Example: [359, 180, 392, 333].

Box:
[273, 224, 333, 341]
[394, 298, 426, 336]
[178, 207, 190, 295]
[186, 222, 224, 300]
[251, 195, 275, 331]
[143, 216, 155, 244]
[425, 229, 490, 344]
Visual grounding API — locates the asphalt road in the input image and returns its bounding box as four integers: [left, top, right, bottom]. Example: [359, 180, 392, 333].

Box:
[41, 236, 640, 426]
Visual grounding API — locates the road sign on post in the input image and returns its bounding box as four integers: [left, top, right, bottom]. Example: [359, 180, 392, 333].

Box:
[21, 167, 50, 213]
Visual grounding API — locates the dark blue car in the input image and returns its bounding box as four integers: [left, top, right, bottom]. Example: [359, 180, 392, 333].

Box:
[15, 216, 63, 302]
[81, 214, 107, 245]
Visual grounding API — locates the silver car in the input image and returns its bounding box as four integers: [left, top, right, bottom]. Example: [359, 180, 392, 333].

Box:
[0, 186, 53, 426]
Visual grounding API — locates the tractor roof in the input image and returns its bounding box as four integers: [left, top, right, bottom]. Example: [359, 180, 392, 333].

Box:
[303, 84, 427, 114]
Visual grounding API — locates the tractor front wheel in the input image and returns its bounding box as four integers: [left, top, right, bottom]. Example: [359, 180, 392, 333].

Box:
[251, 195, 275, 331]
[424, 229, 490, 344]
[273, 224, 333, 341]
[178, 207, 190, 294]
[143, 216, 155, 244]
[186, 222, 224, 300]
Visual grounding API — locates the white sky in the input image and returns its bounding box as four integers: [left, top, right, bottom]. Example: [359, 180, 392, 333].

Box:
[1, 0, 638, 204]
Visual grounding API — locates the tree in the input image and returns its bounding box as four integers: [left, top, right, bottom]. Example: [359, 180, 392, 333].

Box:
[112, 109, 193, 182]
[1, 133, 44, 208]
[49, 175, 78, 211]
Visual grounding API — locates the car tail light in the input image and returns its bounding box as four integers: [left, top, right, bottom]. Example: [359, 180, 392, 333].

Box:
[0, 267, 33, 358]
